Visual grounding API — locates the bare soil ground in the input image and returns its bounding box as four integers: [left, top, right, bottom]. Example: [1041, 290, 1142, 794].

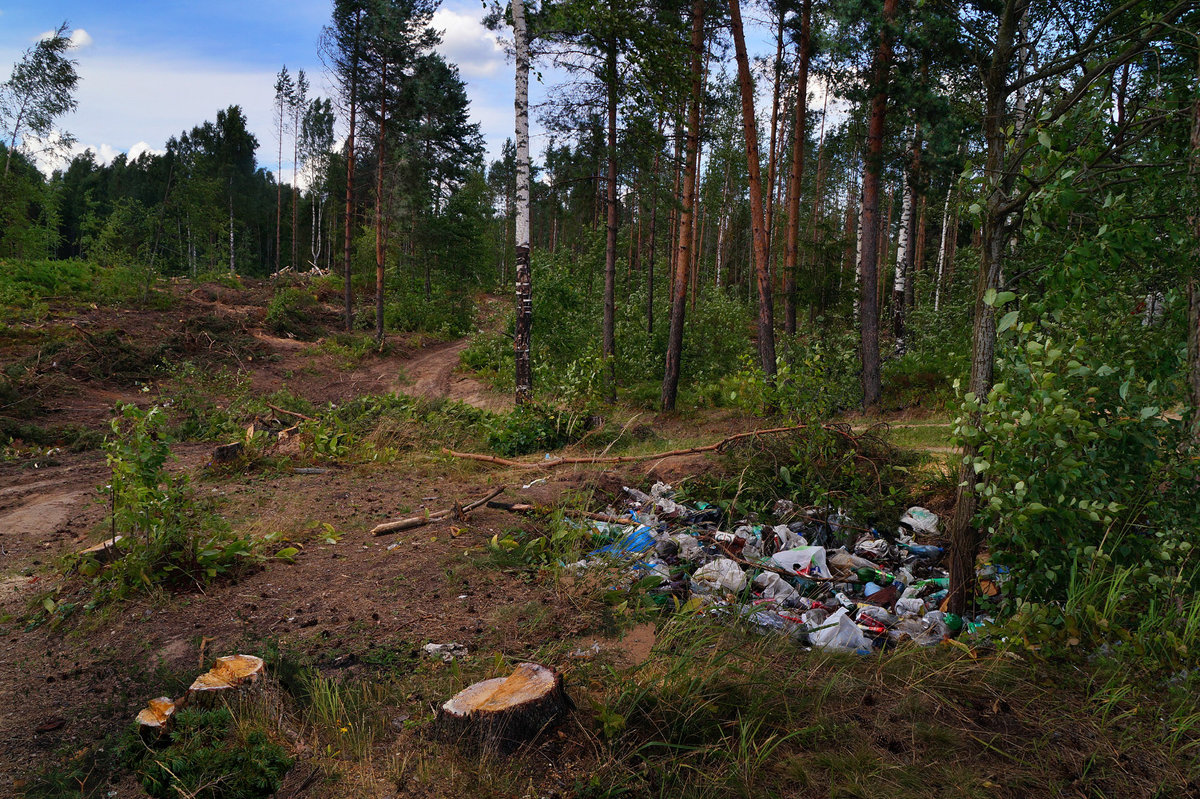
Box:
[0, 279, 684, 795]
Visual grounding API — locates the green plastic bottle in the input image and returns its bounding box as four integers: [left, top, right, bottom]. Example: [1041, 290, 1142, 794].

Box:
[942, 612, 964, 633]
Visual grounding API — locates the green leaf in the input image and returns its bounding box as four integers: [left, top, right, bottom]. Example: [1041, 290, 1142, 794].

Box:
[42, 597, 56, 613]
[1139, 406, 1159, 421]
[983, 288, 998, 307]
[1038, 130, 1052, 149]
[997, 310, 1019, 333]
[275, 546, 300, 562]
[995, 291, 1016, 306]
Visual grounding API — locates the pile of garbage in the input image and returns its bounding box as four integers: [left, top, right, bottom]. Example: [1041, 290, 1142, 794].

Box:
[571, 483, 998, 653]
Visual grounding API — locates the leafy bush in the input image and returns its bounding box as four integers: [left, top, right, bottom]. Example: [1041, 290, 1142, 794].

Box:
[485, 402, 591, 456]
[122, 707, 292, 799]
[158, 361, 253, 440]
[958, 314, 1195, 605]
[83, 404, 257, 599]
[726, 330, 861, 420]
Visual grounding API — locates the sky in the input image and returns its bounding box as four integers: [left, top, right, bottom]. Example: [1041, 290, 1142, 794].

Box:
[0, 1, 787, 183]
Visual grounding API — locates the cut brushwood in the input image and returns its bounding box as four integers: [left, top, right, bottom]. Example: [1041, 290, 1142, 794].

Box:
[438, 662, 572, 752]
[371, 486, 505, 536]
[444, 424, 859, 470]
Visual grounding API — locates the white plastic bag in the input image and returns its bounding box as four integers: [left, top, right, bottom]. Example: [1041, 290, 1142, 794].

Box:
[771, 546, 829, 577]
[808, 608, 871, 652]
[692, 558, 747, 594]
[752, 572, 800, 603]
[901, 506, 939, 536]
[772, 524, 808, 550]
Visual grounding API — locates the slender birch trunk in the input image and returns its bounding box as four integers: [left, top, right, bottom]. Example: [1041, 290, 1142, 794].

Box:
[513, 0, 534, 405]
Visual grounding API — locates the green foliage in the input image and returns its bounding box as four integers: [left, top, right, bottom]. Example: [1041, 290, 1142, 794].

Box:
[0, 257, 164, 312]
[122, 708, 292, 799]
[382, 285, 474, 337]
[484, 402, 591, 456]
[85, 403, 257, 598]
[727, 330, 861, 420]
[159, 361, 252, 440]
[265, 286, 318, 336]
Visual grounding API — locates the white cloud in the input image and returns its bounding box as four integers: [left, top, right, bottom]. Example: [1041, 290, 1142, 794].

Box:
[69, 29, 94, 50]
[432, 8, 505, 78]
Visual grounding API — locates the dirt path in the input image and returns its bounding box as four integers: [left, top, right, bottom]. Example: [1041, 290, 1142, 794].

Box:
[395, 337, 511, 412]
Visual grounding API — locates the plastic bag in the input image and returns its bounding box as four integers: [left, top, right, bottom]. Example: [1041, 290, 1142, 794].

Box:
[692, 558, 747, 594]
[773, 524, 807, 550]
[827, 548, 880, 574]
[900, 506, 939, 536]
[771, 546, 829, 578]
[808, 608, 871, 652]
[854, 537, 892, 560]
[753, 572, 800, 603]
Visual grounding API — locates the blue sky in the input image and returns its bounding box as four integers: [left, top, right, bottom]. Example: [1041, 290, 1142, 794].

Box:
[0, 1, 785, 181]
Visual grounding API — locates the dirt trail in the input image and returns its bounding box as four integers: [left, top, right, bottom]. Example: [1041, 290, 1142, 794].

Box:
[395, 337, 511, 413]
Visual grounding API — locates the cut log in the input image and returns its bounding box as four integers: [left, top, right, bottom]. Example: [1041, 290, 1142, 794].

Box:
[136, 697, 176, 736]
[438, 662, 572, 752]
[186, 654, 265, 705]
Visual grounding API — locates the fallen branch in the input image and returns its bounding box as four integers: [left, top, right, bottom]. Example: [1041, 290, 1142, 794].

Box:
[266, 403, 316, 422]
[486, 500, 628, 525]
[443, 424, 854, 470]
[371, 486, 505, 536]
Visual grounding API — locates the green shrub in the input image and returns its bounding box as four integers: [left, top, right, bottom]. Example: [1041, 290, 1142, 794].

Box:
[265, 286, 318, 336]
[122, 707, 292, 799]
[485, 403, 591, 456]
[83, 404, 258, 599]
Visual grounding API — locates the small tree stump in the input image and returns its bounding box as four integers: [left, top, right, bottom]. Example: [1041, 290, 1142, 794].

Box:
[186, 654, 265, 706]
[136, 696, 176, 739]
[437, 663, 572, 752]
[210, 442, 244, 465]
[78, 535, 124, 565]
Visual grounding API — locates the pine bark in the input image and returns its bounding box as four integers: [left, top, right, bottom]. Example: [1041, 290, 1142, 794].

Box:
[342, 12, 360, 332]
[661, 0, 704, 411]
[603, 43, 619, 402]
[730, 0, 777, 378]
[374, 60, 387, 345]
[513, 0, 534, 405]
[783, 0, 813, 337]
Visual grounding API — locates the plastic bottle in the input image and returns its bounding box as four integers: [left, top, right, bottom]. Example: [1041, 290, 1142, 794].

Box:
[912, 577, 949, 589]
[900, 543, 944, 559]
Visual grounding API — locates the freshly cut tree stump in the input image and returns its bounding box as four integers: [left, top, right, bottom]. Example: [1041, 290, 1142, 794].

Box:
[136, 696, 176, 737]
[78, 535, 124, 564]
[186, 654, 265, 705]
[438, 663, 572, 752]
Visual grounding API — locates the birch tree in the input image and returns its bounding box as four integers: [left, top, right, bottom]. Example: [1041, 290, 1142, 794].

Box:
[0, 22, 80, 177]
[513, 0, 534, 404]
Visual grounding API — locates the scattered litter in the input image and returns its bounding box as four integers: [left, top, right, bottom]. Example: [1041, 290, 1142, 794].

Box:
[569, 488, 991, 653]
[424, 642, 468, 662]
[522, 477, 549, 489]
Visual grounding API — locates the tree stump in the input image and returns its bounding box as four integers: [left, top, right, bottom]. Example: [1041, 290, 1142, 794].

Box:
[186, 654, 265, 706]
[437, 663, 572, 752]
[135, 696, 177, 739]
[77, 535, 124, 565]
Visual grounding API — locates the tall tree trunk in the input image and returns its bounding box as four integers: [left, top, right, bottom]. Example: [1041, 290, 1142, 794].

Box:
[343, 13, 360, 332]
[946, 2, 1021, 616]
[892, 135, 915, 355]
[277, 102, 284, 276]
[513, 0, 533, 405]
[730, 0, 777, 378]
[904, 134, 922, 311]
[934, 179, 954, 311]
[603, 42, 619, 402]
[375, 61, 387, 345]
[764, 9, 785, 272]
[661, 0, 704, 411]
[647, 132, 661, 335]
[1188, 42, 1200, 441]
[858, 0, 897, 408]
[783, 0, 813, 337]
[228, 191, 235, 275]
